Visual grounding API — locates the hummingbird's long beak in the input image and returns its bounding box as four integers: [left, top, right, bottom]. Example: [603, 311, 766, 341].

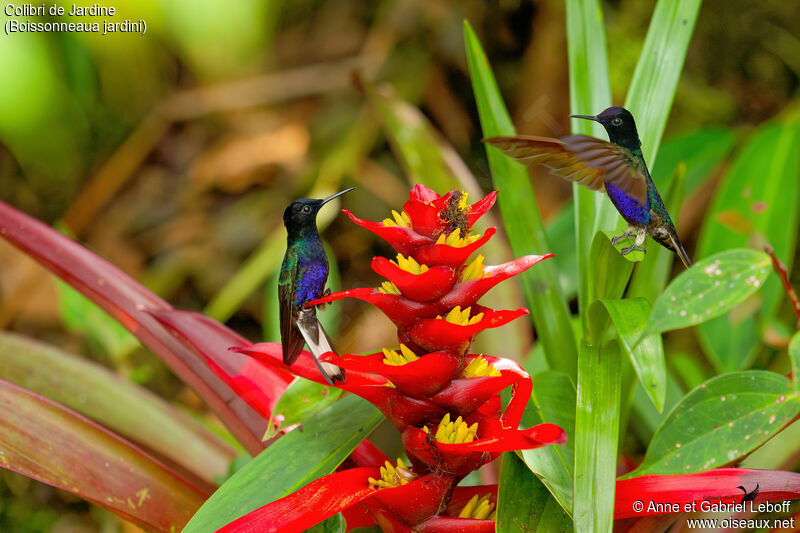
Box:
[569, 114, 599, 122]
[320, 187, 356, 205]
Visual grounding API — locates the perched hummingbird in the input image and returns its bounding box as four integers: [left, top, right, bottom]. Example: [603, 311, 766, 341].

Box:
[279, 188, 355, 384]
[484, 107, 692, 268]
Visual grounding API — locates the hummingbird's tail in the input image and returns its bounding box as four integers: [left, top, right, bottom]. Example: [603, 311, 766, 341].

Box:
[669, 231, 693, 269]
[295, 309, 346, 385]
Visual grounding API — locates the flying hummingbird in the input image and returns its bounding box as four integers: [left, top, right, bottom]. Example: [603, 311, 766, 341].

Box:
[484, 107, 692, 268]
[279, 187, 355, 384]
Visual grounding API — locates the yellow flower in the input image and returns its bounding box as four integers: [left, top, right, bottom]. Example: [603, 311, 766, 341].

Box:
[382, 210, 412, 227]
[460, 254, 488, 282]
[435, 228, 481, 248]
[367, 458, 417, 489]
[423, 413, 479, 444]
[391, 253, 429, 275]
[435, 305, 484, 326]
[382, 344, 419, 366]
[458, 493, 496, 520]
[463, 355, 501, 377]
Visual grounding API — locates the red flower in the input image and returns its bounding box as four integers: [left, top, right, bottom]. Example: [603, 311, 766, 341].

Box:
[227, 187, 565, 530]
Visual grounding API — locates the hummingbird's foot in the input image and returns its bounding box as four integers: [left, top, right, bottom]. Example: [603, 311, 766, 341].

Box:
[611, 232, 635, 246]
[620, 245, 646, 256]
[611, 224, 638, 246]
[316, 288, 331, 311]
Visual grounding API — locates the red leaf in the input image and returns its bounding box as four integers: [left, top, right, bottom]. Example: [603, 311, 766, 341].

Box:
[309, 288, 439, 328]
[415, 517, 496, 533]
[445, 485, 498, 516]
[343, 209, 431, 255]
[368, 472, 457, 525]
[615, 468, 800, 519]
[372, 257, 458, 302]
[404, 307, 529, 353]
[438, 255, 553, 310]
[331, 350, 461, 397]
[153, 310, 291, 419]
[467, 190, 498, 227]
[217, 467, 380, 533]
[0, 379, 208, 531]
[412, 227, 497, 267]
[0, 200, 270, 454]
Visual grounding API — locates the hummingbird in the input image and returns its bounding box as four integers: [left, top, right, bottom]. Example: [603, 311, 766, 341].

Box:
[279, 187, 355, 385]
[484, 107, 692, 268]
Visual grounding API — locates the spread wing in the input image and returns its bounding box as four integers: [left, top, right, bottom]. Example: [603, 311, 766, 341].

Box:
[278, 248, 306, 366]
[484, 134, 648, 207]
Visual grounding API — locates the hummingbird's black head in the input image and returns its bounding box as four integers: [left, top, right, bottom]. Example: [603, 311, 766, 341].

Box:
[571, 106, 641, 151]
[283, 187, 355, 238]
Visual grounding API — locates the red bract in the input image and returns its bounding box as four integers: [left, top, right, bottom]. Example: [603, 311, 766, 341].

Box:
[229, 187, 565, 531]
[615, 468, 800, 519]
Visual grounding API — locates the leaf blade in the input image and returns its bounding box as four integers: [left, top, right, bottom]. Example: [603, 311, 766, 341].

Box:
[183, 395, 382, 533]
[0, 378, 208, 531]
[464, 20, 578, 379]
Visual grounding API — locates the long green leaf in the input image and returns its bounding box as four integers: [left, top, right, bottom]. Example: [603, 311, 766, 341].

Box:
[265, 379, 343, 440]
[0, 332, 233, 484]
[623, 0, 702, 165]
[590, 299, 666, 412]
[696, 117, 800, 371]
[183, 395, 381, 533]
[0, 378, 208, 531]
[573, 340, 621, 533]
[520, 371, 576, 515]
[566, 0, 616, 316]
[464, 20, 577, 378]
[624, 371, 800, 477]
[497, 453, 573, 533]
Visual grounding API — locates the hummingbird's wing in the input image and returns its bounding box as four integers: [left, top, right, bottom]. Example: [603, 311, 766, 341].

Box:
[278, 248, 306, 367]
[484, 135, 649, 207]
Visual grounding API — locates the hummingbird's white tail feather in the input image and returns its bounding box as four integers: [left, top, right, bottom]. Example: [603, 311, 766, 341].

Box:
[295, 309, 346, 385]
[670, 232, 693, 269]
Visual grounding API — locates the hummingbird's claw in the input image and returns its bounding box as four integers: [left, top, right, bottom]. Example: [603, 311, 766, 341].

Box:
[611, 232, 634, 246]
[620, 245, 646, 256]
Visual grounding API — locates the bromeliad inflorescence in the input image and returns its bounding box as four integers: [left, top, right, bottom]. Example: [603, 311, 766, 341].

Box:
[228, 185, 566, 532]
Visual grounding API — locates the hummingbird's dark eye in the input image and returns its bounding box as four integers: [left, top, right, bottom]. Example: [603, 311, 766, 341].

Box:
[611, 117, 622, 126]
[302, 205, 312, 213]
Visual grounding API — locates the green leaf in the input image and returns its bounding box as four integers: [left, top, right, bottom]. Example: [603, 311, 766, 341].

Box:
[573, 340, 621, 533]
[790, 332, 800, 393]
[696, 118, 800, 371]
[307, 514, 346, 533]
[0, 331, 233, 484]
[566, 0, 617, 316]
[588, 231, 635, 305]
[183, 395, 381, 533]
[266, 379, 343, 439]
[623, 0, 702, 165]
[645, 248, 771, 337]
[545, 200, 578, 299]
[520, 371, 576, 515]
[0, 378, 207, 531]
[497, 453, 573, 533]
[464, 20, 577, 379]
[625, 371, 800, 477]
[627, 163, 687, 302]
[591, 299, 666, 412]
